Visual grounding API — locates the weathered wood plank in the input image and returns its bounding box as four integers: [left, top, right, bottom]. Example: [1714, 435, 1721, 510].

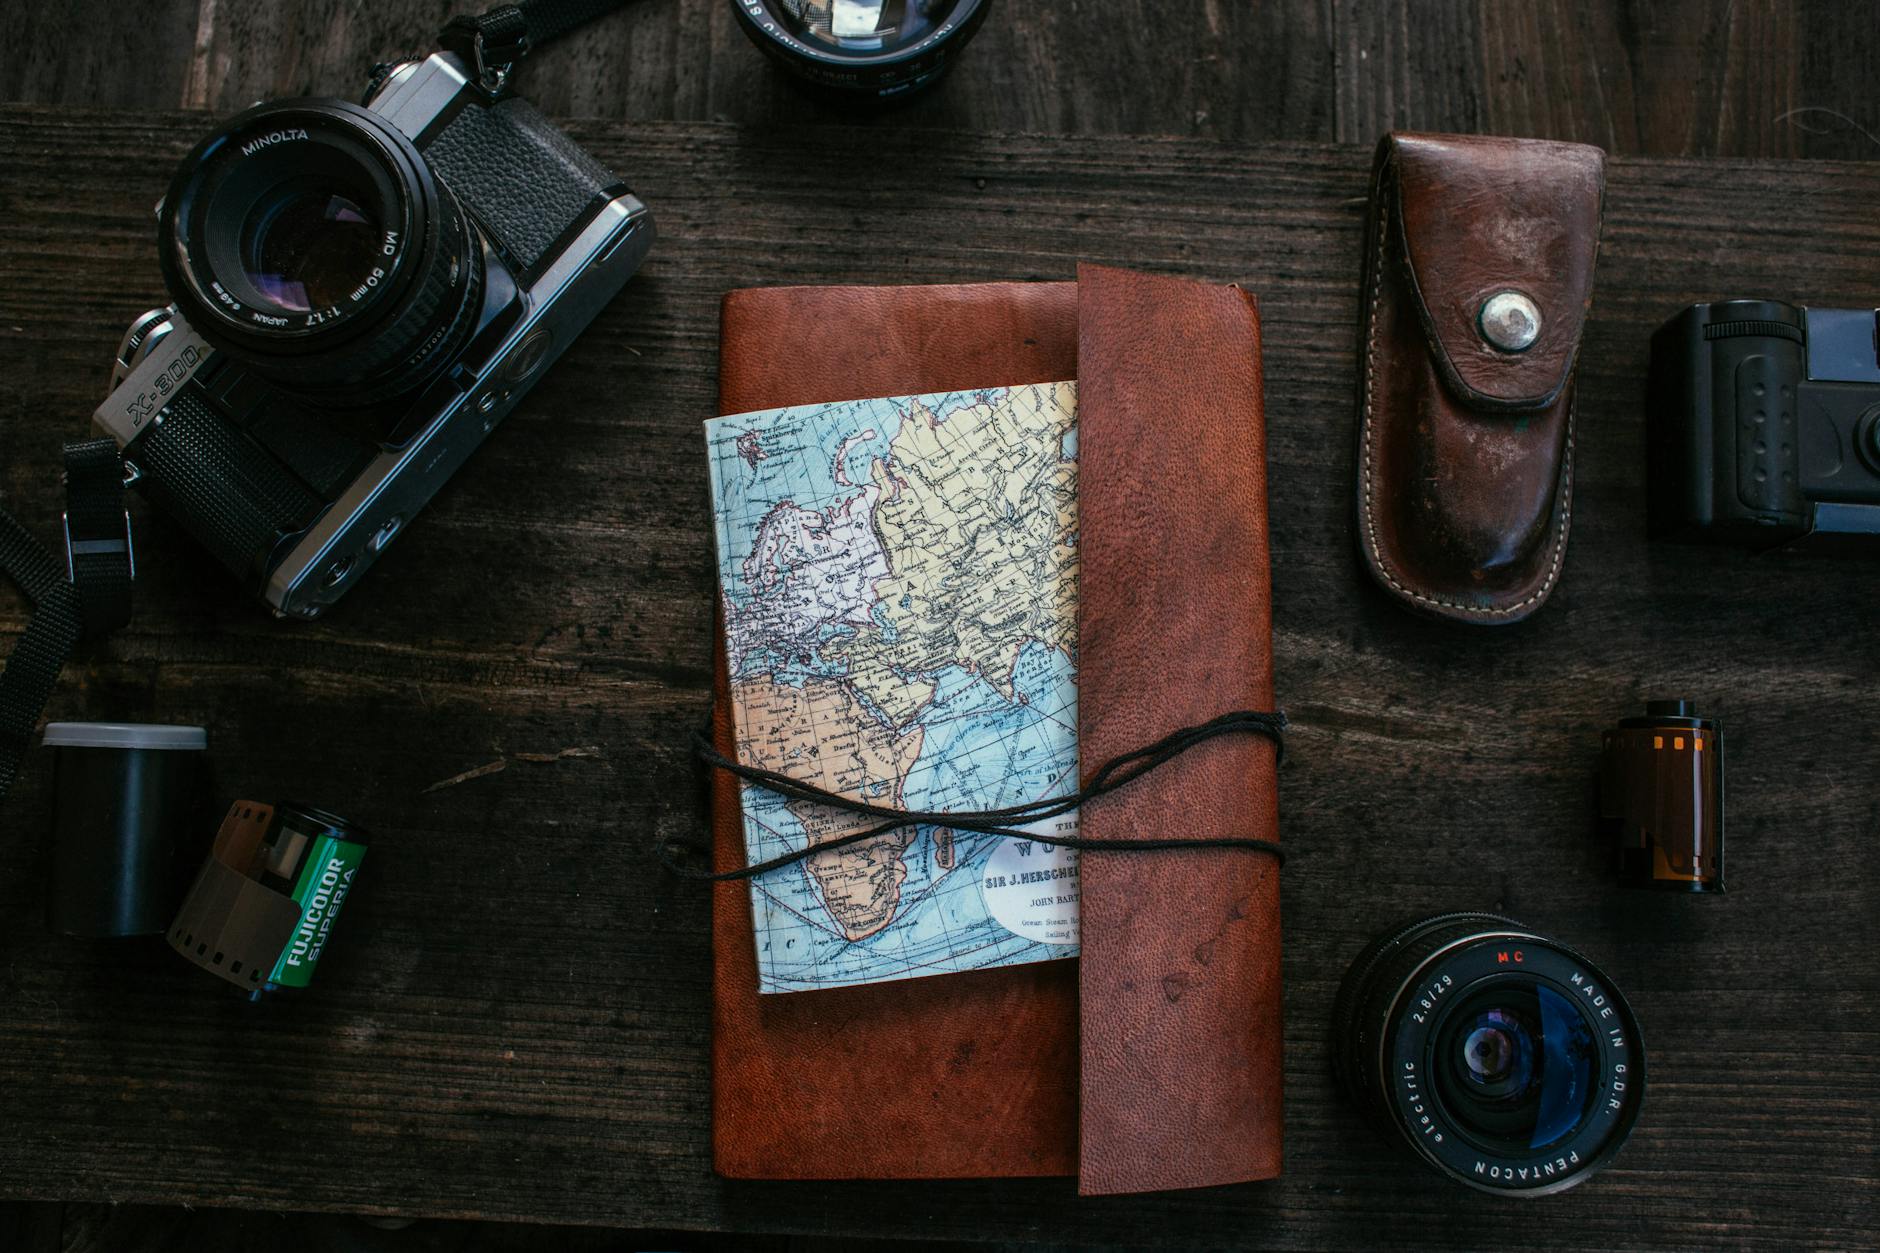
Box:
[1, 1199, 792, 1252]
[1476, 0, 1802, 158]
[0, 0, 200, 112]
[1328, 0, 1880, 159]
[0, 106, 1876, 1247]
[4, 1, 1878, 159]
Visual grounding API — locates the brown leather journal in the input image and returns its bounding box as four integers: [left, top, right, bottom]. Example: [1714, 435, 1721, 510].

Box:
[710, 267, 1281, 1194]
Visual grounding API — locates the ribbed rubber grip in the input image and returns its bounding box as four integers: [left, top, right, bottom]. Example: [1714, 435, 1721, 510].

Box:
[133, 390, 326, 586]
[1703, 319, 1805, 343]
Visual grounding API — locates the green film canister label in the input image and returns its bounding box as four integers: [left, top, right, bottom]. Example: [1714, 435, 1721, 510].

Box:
[266, 835, 366, 989]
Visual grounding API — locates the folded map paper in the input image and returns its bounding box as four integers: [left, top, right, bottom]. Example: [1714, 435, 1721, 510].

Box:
[706, 383, 1081, 992]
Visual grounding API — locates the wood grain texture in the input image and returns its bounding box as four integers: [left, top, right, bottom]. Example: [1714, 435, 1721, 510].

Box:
[2, 1, 1878, 158]
[0, 0, 200, 112]
[0, 104, 1876, 1248]
[1333, 0, 1818, 157]
[1, 1201, 875, 1252]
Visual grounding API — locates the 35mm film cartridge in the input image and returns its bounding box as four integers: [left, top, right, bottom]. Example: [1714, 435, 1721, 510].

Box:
[169, 800, 369, 996]
[1600, 700, 1725, 892]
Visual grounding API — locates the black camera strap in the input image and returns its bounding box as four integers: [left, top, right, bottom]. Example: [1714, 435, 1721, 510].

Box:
[0, 439, 133, 805]
[439, 0, 633, 91]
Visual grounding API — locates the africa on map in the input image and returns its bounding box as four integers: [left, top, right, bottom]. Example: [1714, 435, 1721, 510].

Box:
[705, 383, 1081, 992]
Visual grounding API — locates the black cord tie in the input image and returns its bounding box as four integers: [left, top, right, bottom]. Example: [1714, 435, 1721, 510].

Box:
[662, 708, 1287, 882]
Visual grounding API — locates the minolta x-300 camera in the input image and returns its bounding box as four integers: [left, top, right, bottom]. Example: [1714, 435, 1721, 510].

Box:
[1648, 300, 1880, 549]
[93, 48, 653, 617]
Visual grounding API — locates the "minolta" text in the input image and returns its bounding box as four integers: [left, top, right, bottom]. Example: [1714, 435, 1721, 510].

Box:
[241, 128, 310, 155]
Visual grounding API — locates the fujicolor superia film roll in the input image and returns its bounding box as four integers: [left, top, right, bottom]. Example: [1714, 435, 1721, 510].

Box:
[168, 800, 370, 996]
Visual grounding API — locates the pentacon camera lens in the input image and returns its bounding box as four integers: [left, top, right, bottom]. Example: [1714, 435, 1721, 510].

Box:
[1331, 912, 1645, 1196]
[731, 0, 993, 100]
[158, 98, 484, 405]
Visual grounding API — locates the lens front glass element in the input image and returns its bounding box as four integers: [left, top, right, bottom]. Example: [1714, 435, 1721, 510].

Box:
[239, 182, 381, 314]
[160, 99, 491, 404]
[778, 0, 953, 52]
[1434, 983, 1598, 1153]
[1460, 1009, 1532, 1096]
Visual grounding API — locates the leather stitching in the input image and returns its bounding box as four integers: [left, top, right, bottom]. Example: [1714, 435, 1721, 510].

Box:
[1359, 174, 1574, 620]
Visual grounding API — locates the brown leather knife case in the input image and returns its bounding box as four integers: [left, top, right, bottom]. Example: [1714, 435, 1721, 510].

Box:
[1355, 132, 1607, 625]
[710, 265, 1282, 1195]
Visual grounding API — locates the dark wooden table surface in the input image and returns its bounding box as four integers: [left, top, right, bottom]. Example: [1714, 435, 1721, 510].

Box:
[2, 3, 1877, 1251]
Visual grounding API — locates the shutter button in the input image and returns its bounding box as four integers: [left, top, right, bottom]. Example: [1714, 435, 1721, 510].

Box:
[1479, 291, 1541, 353]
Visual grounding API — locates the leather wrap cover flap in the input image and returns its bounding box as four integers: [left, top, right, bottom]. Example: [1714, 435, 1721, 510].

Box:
[711, 273, 1282, 1191]
[1074, 263, 1282, 1194]
[1357, 131, 1608, 625]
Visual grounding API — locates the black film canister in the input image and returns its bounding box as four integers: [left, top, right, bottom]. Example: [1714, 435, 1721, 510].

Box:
[42, 722, 209, 937]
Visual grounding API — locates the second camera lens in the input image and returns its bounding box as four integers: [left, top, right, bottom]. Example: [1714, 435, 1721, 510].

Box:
[1331, 912, 1645, 1196]
[731, 0, 993, 100]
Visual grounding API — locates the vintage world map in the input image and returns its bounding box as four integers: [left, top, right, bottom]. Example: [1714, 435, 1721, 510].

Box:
[706, 383, 1082, 991]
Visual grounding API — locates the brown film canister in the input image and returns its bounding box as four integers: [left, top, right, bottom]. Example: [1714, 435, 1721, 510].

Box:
[1599, 700, 1725, 892]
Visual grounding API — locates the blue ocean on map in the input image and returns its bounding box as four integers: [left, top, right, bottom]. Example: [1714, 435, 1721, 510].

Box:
[737, 646, 1078, 992]
[901, 653, 1077, 813]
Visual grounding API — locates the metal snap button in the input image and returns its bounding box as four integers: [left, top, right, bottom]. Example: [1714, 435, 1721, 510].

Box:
[1479, 291, 1541, 353]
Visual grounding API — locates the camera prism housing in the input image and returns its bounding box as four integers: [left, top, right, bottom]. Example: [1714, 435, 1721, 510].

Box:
[94, 52, 654, 618]
[1331, 912, 1646, 1196]
[1647, 299, 1880, 549]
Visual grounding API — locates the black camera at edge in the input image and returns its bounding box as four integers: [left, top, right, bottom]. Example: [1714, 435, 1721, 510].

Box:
[1648, 300, 1880, 549]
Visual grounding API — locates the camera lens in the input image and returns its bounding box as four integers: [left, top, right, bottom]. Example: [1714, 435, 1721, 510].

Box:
[1331, 912, 1645, 1196]
[785, 0, 951, 49]
[238, 184, 381, 315]
[1435, 984, 1600, 1152]
[159, 98, 484, 406]
[731, 0, 993, 100]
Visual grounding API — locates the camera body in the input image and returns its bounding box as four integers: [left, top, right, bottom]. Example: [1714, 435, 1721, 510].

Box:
[93, 51, 653, 618]
[1647, 300, 1880, 549]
